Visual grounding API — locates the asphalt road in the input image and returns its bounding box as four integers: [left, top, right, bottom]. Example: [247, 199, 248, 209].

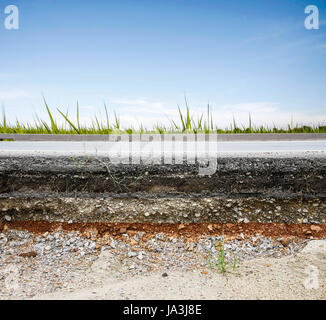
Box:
[0, 140, 325, 158]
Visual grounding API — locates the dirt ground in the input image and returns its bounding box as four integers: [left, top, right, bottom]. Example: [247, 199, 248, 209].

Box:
[33, 240, 326, 300]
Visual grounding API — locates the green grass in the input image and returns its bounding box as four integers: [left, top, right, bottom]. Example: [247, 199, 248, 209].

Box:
[1, 100, 325, 135]
[217, 235, 227, 273]
[208, 234, 238, 274]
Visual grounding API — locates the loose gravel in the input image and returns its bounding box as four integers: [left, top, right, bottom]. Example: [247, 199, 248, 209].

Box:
[0, 226, 318, 300]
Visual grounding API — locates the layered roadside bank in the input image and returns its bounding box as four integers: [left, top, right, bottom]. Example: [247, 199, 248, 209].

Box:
[0, 134, 325, 299]
[0, 155, 325, 224]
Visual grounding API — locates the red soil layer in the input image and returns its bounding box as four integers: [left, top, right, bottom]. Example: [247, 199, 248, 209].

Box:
[1, 221, 325, 240]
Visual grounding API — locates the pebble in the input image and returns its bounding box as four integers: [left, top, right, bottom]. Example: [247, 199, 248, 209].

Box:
[88, 242, 96, 250]
[127, 251, 137, 258]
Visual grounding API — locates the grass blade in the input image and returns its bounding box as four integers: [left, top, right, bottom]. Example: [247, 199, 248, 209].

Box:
[43, 97, 59, 133]
[57, 108, 80, 134]
[77, 101, 81, 132]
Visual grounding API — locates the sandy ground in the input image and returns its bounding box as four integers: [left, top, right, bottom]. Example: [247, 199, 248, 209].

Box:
[33, 240, 326, 300]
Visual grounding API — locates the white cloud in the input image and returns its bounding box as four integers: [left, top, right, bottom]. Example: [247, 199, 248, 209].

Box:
[0, 89, 34, 101]
[113, 98, 176, 116]
[92, 100, 325, 129]
[207, 102, 325, 128]
[221, 102, 278, 113]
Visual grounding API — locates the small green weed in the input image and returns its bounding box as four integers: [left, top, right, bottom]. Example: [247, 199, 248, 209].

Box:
[207, 234, 238, 274]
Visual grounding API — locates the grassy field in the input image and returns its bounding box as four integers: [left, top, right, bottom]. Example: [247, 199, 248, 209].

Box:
[1, 99, 325, 135]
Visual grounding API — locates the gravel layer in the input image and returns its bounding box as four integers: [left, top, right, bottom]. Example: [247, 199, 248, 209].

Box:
[0, 226, 317, 299]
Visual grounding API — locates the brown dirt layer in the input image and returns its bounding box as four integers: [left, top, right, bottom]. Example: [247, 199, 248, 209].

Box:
[1, 221, 326, 240]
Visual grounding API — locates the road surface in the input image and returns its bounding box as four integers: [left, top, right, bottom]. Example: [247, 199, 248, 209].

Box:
[0, 139, 325, 159]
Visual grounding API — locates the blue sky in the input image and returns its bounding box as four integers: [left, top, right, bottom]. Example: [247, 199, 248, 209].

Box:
[0, 0, 325, 128]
